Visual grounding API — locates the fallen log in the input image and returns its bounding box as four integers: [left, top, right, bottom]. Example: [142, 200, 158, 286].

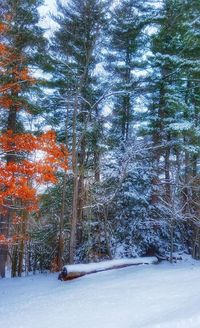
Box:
[58, 257, 158, 281]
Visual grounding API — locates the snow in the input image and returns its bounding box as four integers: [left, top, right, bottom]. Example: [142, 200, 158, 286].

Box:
[1, 256, 200, 328]
[169, 122, 193, 132]
[64, 257, 158, 273]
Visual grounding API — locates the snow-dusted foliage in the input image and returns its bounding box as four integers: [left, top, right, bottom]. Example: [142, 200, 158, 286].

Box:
[2, 0, 199, 276]
[30, 1, 199, 269]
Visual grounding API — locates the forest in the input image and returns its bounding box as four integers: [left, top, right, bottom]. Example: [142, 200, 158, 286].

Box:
[0, 0, 200, 279]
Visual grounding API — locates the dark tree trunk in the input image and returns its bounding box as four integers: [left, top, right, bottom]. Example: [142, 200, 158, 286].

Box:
[165, 133, 171, 203]
[0, 105, 17, 278]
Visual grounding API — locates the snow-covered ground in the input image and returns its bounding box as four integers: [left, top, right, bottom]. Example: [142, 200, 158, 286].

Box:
[1, 256, 200, 328]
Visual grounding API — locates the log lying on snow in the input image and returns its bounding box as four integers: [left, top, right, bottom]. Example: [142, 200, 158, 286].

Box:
[58, 257, 158, 281]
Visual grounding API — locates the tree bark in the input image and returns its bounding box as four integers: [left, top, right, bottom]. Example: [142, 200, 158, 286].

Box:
[0, 103, 17, 278]
[69, 94, 79, 264]
[57, 100, 69, 271]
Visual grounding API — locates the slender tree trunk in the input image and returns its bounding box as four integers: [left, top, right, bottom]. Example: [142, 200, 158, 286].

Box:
[77, 137, 86, 225]
[0, 105, 17, 278]
[11, 245, 18, 278]
[57, 100, 69, 270]
[103, 207, 112, 260]
[0, 215, 7, 277]
[18, 240, 24, 277]
[182, 80, 191, 214]
[123, 45, 131, 141]
[94, 150, 100, 182]
[57, 174, 67, 270]
[182, 141, 190, 213]
[165, 134, 171, 202]
[93, 106, 101, 182]
[69, 175, 79, 264]
[18, 213, 27, 277]
[151, 75, 165, 205]
[69, 94, 78, 264]
[170, 220, 174, 264]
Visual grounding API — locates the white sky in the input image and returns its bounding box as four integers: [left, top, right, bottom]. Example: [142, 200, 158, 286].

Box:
[39, 0, 58, 34]
[41, 0, 57, 13]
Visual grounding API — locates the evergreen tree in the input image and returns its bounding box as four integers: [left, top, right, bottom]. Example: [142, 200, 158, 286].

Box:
[144, 0, 200, 256]
[179, 0, 200, 218]
[107, 0, 148, 144]
[47, 0, 110, 265]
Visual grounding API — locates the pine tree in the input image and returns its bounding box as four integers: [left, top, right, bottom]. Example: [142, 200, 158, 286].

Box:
[179, 0, 200, 217]
[144, 0, 200, 256]
[48, 0, 110, 265]
[107, 0, 148, 144]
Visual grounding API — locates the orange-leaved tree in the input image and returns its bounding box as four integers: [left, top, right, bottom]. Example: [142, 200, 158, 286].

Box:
[0, 4, 68, 278]
[0, 130, 68, 277]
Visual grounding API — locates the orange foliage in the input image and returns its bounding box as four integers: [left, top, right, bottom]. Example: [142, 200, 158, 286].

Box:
[0, 14, 69, 247]
[0, 43, 9, 56]
[0, 234, 8, 245]
[0, 130, 69, 211]
[0, 23, 5, 33]
[0, 95, 14, 108]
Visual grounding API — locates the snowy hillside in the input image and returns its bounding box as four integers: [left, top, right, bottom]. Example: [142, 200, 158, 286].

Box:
[1, 257, 200, 328]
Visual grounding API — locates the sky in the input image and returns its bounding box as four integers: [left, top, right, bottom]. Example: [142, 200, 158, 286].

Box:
[39, 0, 58, 34]
[42, 0, 57, 13]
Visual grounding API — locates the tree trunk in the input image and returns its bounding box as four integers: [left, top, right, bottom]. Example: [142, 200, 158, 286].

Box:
[0, 105, 17, 278]
[165, 133, 171, 203]
[57, 101, 69, 271]
[69, 175, 79, 264]
[11, 245, 18, 278]
[0, 246, 7, 278]
[103, 207, 112, 260]
[170, 221, 174, 264]
[94, 150, 100, 182]
[69, 94, 78, 264]
[18, 213, 27, 277]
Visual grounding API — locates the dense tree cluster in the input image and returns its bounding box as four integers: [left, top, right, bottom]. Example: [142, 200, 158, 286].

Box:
[0, 0, 199, 277]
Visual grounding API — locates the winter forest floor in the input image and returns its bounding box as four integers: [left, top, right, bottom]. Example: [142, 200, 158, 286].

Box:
[1, 256, 200, 328]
